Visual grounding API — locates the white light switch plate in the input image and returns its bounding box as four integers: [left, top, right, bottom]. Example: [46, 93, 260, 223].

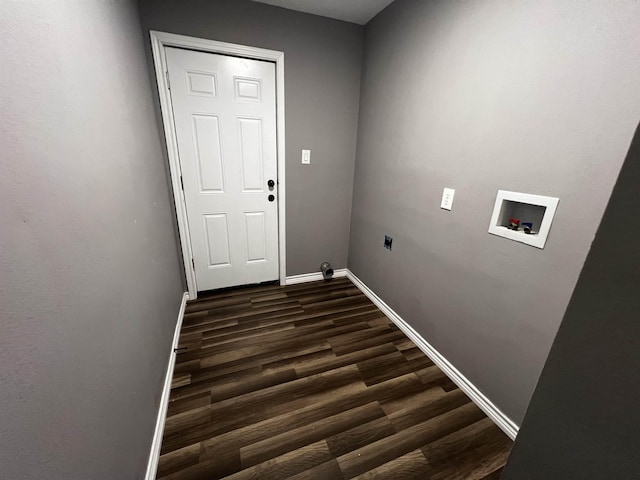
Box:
[441, 188, 455, 210]
[301, 149, 311, 164]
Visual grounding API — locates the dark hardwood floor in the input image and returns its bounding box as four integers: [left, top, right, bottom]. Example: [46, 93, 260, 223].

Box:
[156, 277, 512, 479]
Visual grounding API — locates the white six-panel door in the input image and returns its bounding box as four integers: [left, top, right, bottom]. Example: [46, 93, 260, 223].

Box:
[165, 47, 279, 291]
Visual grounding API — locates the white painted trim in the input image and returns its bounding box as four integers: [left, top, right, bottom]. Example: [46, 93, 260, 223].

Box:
[149, 31, 287, 300]
[285, 268, 347, 285]
[345, 270, 519, 440]
[145, 292, 189, 480]
[150, 34, 197, 299]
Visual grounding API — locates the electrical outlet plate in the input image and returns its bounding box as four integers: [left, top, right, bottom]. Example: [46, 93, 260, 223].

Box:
[441, 188, 455, 210]
[301, 149, 310, 164]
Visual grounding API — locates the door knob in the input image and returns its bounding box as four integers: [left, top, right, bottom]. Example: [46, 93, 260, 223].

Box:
[268, 194, 275, 202]
[267, 179, 275, 189]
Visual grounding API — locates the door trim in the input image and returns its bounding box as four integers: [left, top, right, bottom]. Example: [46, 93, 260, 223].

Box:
[150, 31, 286, 299]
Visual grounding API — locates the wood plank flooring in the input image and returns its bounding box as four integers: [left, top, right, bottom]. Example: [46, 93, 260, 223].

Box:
[157, 277, 511, 479]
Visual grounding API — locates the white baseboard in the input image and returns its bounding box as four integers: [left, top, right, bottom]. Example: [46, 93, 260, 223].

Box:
[345, 270, 519, 440]
[285, 268, 347, 285]
[145, 292, 189, 480]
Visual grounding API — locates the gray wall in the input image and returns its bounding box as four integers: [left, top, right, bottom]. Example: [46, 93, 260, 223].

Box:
[137, 0, 364, 277]
[0, 1, 184, 478]
[503, 123, 640, 479]
[348, 0, 640, 423]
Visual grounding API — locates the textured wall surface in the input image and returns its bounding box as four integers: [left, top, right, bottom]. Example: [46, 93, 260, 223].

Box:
[348, 0, 640, 423]
[138, 0, 364, 276]
[0, 1, 184, 478]
[503, 123, 640, 479]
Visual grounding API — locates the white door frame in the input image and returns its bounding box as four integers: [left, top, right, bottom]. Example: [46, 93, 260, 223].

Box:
[150, 31, 286, 300]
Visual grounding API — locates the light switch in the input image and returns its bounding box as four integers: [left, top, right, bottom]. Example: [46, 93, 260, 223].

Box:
[301, 149, 311, 164]
[441, 188, 455, 210]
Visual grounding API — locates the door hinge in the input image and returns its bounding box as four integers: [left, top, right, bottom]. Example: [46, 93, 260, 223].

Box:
[180, 175, 184, 191]
[166, 70, 171, 89]
[192, 258, 195, 269]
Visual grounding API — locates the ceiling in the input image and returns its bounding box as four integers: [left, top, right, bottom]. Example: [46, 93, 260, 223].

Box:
[251, 0, 394, 25]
